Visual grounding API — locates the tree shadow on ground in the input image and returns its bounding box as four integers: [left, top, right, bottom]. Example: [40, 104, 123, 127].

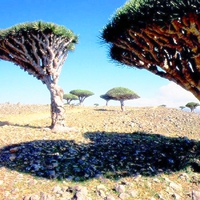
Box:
[0, 121, 11, 126]
[0, 131, 200, 181]
[94, 108, 116, 112]
[0, 121, 43, 129]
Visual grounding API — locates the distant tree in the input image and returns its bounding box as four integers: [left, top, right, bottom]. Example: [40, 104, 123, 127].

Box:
[94, 103, 99, 107]
[159, 105, 166, 107]
[185, 102, 200, 112]
[105, 87, 140, 111]
[179, 106, 185, 110]
[63, 93, 78, 104]
[102, 0, 200, 101]
[70, 89, 94, 105]
[100, 94, 113, 106]
[0, 21, 78, 132]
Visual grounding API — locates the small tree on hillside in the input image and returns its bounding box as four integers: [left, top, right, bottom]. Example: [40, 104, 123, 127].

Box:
[102, 0, 200, 101]
[100, 94, 113, 106]
[63, 93, 78, 104]
[70, 89, 94, 105]
[179, 106, 185, 110]
[185, 102, 200, 112]
[0, 21, 78, 132]
[105, 87, 140, 111]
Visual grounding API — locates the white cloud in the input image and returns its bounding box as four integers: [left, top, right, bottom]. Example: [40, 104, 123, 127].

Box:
[127, 82, 199, 108]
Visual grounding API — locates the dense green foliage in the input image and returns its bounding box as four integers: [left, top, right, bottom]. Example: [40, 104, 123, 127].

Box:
[0, 21, 78, 51]
[103, 0, 200, 43]
[105, 87, 139, 100]
[185, 102, 200, 112]
[103, 87, 140, 111]
[101, 0, 200, 102]
[70, 89, 94, 105]
[63, 93, 78, 104]
[100, 94, 114, 106]
[100, 94, 114, 101]
[179, 106, 185, 110]
[0, 21, 78, 130]
[70, 89, 94, 97]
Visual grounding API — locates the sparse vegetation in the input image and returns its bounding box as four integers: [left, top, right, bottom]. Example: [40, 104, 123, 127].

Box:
[0, 104, 200, 200]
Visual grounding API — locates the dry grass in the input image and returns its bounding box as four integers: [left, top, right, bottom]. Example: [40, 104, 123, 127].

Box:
[0, 104, 200, 200]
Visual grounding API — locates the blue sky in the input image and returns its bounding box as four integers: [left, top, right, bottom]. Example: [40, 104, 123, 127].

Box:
[0, 0, 198, 110]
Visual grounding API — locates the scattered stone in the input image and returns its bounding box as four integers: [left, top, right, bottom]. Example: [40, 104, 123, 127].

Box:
[96, 184, 107, 198]
[23, 195, 31, 200]
[97, 184, 107, 191]
[9, 147, 19, 153]
[1, 105, 200, 200]
[106, 195, 116, 200]
[133, 174, 141, 182]
[153, 178, 161, 183]
[40, 192, 55, 200]
[169, 181, 182, 192]
[9, 154, 16, 161]
[129, 190, 138, 197]
[115, 184, 126, 193]
[179, 173, 190, 181]
[23, 194, 40, 200]
[28, 179, 37, 186]
[97, 189, 106, 198]
[157, 194, 165, 200]
[46, 170, 56, 179]
[78, 186, 88, 196]
[52, 185, 62, 194]
[119, 192, 130, 199]
[60, 192, 72, 199]
[74, 191, 88, 200]
[171, 193, 181, 199]
[31, 164, 41, 171]
[192, 190, 200, 200]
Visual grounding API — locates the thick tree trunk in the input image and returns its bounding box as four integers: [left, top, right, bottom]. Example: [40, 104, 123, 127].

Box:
[47, 82, 66, 131]
[45, 81, 78, 132]
[120, 100, 125, 112]
[48, 83, 66, 130]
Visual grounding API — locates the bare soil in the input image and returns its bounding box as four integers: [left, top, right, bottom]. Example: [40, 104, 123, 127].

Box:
[0, 103, 200, 200]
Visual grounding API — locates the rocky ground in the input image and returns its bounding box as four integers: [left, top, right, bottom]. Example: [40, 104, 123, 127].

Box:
[0, 103, 200, 200]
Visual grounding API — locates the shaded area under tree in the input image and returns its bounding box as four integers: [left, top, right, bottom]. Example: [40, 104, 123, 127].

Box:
[0, 131, 200, 181]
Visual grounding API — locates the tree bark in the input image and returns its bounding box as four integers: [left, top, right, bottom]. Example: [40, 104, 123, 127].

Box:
[45, 81, 78, 132]
[120, 100, 125, 112]
[48, 82, 66, 130]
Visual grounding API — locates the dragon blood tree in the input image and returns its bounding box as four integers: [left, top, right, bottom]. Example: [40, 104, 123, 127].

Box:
[100, 94, 113, 106]
[102, 0, 200, 101]
[0, 21, 78, 132]
[70, 89, 94, 105]
[105, 87, 140, 111]
[63, 93, 78, 104]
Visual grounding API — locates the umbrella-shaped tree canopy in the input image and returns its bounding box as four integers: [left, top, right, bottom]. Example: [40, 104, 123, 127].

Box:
[0, 21, 78, 132]
[70, 89, 94, 105]
[102, 0, 200, 101]
[105, 87, 140, 111]
[106, 87, 140, 100]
